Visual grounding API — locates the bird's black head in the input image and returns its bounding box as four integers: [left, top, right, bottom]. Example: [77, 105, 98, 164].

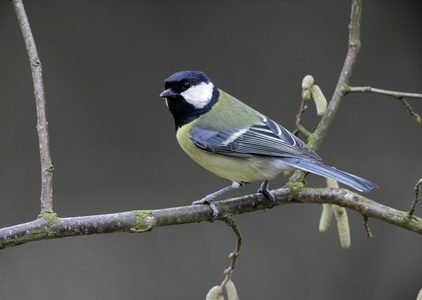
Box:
[159, 71, 219, 130]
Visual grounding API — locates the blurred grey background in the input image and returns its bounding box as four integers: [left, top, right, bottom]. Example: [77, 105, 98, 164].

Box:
[1, 1, 421, 299]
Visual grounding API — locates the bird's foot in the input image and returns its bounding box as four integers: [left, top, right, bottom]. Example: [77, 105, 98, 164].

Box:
[192, 182, 242, 222]
[192, 197, 219, 222]
[258, 180, 275, 208]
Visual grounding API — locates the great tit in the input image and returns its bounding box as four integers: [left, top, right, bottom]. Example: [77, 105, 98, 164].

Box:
[159, 70, 378, 219]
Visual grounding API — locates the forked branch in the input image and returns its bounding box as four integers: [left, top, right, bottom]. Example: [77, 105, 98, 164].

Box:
[346, 86, 422, 123]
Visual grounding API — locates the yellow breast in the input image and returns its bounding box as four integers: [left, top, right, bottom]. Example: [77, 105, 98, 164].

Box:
[176, 121, 280, 183]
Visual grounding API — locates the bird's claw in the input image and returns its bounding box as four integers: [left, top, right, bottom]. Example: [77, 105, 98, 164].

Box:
[192, 198, 219, 222]
[258, 180, 276, 208]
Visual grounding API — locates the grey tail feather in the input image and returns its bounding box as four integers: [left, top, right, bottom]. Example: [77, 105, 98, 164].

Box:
[282, 158, 379, 192]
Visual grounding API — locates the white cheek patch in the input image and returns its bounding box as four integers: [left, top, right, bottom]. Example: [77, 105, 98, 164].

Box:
[181, 82, 214, 109]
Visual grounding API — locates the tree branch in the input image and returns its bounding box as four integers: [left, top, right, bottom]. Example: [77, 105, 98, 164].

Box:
[12, 0, 54, 214]
[346, 86, 422, 99]
[346, 86, 422, 123]
[408, 178, 422, 219]
[1, 188, 420, 249]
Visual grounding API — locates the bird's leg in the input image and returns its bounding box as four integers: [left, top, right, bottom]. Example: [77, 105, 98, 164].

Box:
[258, 180, 275, 208]
[192, 182, 242, 221]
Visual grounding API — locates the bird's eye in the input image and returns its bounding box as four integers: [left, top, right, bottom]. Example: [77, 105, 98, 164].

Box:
[183, 82, 191, 89]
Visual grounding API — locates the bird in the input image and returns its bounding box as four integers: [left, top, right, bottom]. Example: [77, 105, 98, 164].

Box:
[159, 70, 378, 220]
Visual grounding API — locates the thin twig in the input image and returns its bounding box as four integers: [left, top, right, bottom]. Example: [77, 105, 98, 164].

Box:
[12, 0, 54, 213]
[347, 86, 422, 123]
[347, 86, 422, 99]
[397, 97, 421, 124]
[362, 215, 373, 239]
[294, 125, 312, 139]
[295, 96, 308, 129]
[293, 91, 311, 138]
[408, 178, 422, 219]
[220, 216, 242, 288]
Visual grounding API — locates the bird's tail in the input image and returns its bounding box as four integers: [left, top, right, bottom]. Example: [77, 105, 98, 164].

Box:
[282, 158, 379, 192]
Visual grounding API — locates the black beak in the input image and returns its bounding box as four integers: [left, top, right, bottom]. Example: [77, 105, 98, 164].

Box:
[159, 88, 178, 98]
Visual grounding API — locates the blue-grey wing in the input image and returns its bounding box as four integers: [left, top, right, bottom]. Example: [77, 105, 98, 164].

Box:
[190, 116, 321, 161]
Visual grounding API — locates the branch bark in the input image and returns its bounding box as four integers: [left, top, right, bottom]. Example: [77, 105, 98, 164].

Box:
[1, 188, 420, 249]
[346, 86, 422, 99]
[346, 86, 422, 123]
[12, 0, 54, 214]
